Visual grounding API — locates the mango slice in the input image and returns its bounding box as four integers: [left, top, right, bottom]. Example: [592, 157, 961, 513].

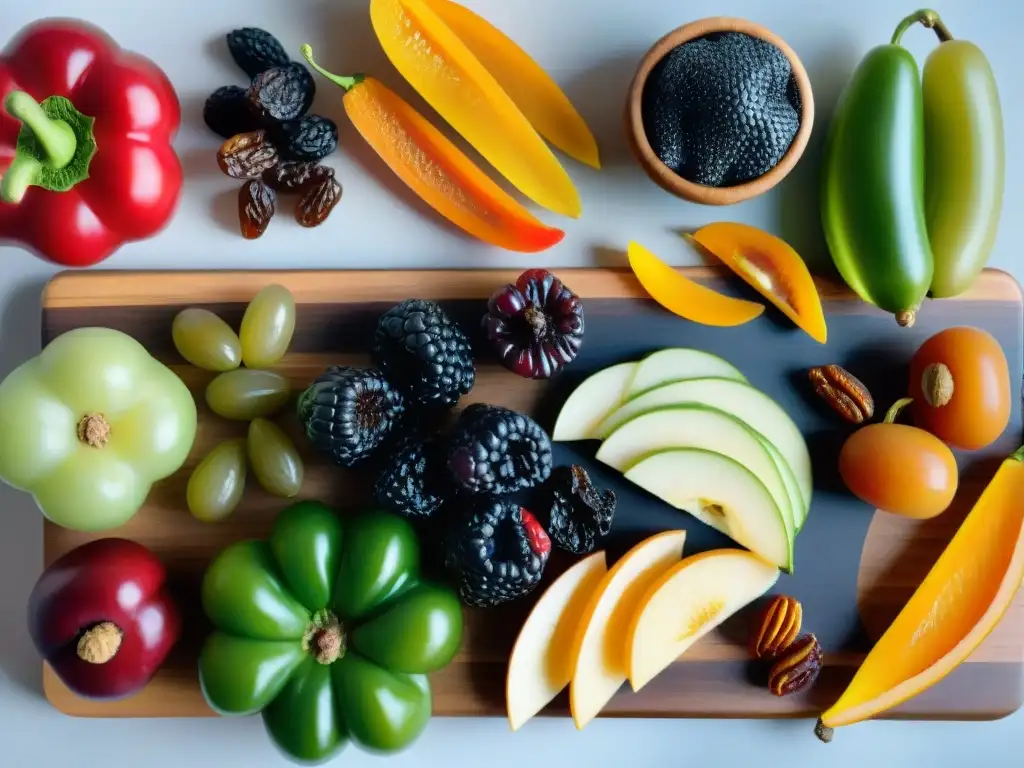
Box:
[370, 0, 582, 218]
[628, 241, 765, 327]
[690, 223, 828, 344]
[817, 445, 1024, 739]
[424, 0, 600, 169]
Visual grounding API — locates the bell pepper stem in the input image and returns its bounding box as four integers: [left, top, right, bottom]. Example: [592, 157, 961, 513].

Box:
[300, 45, 365, 91]
[76, 621, 123, 664]
[883, 397, 914, 424]
[0, 154, 43, 204]
[891, 9, 954, 45]
[4, 91, 77, 168]
[1010, 445, 1024, 464]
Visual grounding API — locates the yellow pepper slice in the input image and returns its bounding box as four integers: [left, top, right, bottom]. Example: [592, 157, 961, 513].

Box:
[369, 0, 582, 218]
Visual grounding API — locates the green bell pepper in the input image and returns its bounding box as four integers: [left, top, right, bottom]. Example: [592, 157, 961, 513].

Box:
[198, 501, 464, 764]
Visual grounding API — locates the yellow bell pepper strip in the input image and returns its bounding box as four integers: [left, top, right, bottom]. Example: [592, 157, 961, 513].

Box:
[369, 0, 582, 218]
[423, 0, 600, 169]
[300, 46, 563, 253]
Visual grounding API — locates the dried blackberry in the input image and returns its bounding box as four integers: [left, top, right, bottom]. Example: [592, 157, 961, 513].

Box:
[372, 299, 475, 409]
[373, 435, 447, 519]
[297, 367, 405, 467]
[263, 162, 333, 193]
[272, 115, 339, 162]
[247, 63, 316, 123]
[203, 85, 260, 139]
[545, 465, 616, 554]
[444, 498, 551, 607]
[226, 28, 291, 79]
[448, 404, 553, 495]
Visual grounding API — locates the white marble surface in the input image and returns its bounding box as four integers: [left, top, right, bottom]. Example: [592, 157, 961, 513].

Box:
[0, 0, 1021, 765]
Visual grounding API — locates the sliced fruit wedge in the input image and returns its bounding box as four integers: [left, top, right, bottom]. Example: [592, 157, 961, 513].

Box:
[817, 445, 1024, 740]
[624, 449, 793, 572]
[570, 530, 687, 729]
[552, 362, 637, 441]
[689, 223, 827, 344]
[596, 405, 796, 544]
[594, 377, 811, 527]
[626, 549, 780, 690]
[626, 348, 747, 399]
[628, 242, 765, 327]
[506, 551, 608, 731]
[424, 0, 599, 169]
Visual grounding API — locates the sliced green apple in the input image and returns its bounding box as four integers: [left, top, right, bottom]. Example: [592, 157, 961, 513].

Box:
[552, 362, 637, 441]
[624, 449, 793, 572]
[596, 405, 795, 544]
[595, 377, 811, 527]
[626, 348, 747, 399]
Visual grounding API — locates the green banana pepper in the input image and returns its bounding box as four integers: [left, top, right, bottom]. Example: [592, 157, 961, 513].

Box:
[198, 501, 464, 764]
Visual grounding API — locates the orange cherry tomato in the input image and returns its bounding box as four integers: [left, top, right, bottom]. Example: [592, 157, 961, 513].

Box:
[908, 326, 1011, 451]
[839, 399, 959, 519]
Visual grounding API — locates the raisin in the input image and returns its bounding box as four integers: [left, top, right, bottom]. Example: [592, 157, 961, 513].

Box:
[226, 28, 291, 79]
[238, 180, 276, 239]
[203, 86, 260, 139]
[217, 130, 279, 179]
[296, 175, 342, 227]
[247, 63, 316, 123]
[272, 115, 339, 162]
[263, 162, 334, 193]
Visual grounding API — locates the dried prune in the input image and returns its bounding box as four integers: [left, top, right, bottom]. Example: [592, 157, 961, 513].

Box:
[544, 465, 616, 554]
[272, 115, 339, 162]
[238, 179, 276, 239]
[263, 162, 334, 193]
[247, 63, 316, 123]
[296, 174, 342, 227]
[217, 130, 279, 179]
[203, 86, 260, 139]
[226, 27, 291, 79]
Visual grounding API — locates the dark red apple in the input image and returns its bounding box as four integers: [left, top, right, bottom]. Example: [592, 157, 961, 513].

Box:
[27, 538, 181, 700]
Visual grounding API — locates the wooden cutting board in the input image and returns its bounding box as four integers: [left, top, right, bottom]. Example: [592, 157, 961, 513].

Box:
[39, 267, 1024, 722]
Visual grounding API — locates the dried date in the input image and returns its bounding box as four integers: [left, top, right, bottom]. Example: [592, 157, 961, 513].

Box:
[263, 162, 334, 193]
[296, 174, 342, 227]
[217, 130, 279, 180]
[238, 180, 277, 239]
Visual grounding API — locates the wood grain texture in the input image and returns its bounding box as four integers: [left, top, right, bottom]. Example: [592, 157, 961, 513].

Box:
[38, 267, 1024, 721]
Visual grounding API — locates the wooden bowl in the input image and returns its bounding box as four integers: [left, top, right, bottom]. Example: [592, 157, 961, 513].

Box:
[625, 17, 814, 206]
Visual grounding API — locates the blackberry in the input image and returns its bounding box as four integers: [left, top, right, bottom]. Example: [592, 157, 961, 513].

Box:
[545, 465, 616, 554]
[372, 299, 475, 409]
[297, 367, 404, 467]
[373, 435, 448, 519]
[444, 498, 551, 607]
[247, 63, 316, 123]
[203, 85, 260, 139]
[226, 27, 291, 79]
[448, 404, 553, 495]
[272, 115, 339, 162]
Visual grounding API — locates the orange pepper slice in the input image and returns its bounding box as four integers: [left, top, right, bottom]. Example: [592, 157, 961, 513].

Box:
[301, 46, 563, 253]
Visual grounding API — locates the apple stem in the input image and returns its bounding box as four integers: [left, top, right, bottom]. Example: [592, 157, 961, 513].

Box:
[883, 398, 914, 425]
[76, 621, 123, 664]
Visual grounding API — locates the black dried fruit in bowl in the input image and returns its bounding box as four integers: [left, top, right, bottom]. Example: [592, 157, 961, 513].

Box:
[247, 63, 316, 123]
[272, 115, 339, 162]
[373, 435, 448, 519]
[297, 367, 405, 467]
[484, 269, 584, 379]
[544, 465, 616, 554]
[227, 27, 291, 79]
[204, 85, 260, 139]
[448, 404, 553, 495]
[444, 497, 551, 608]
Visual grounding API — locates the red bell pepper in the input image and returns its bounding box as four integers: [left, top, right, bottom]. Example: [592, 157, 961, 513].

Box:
[0, 19, 183, 267]
[27, 538, 181, 701]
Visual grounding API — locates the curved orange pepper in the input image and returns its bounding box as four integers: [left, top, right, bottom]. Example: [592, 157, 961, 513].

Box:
[301, 46, 563, 253]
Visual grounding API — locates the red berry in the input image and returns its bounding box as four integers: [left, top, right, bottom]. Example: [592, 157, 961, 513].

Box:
[520, 509, 552, 558]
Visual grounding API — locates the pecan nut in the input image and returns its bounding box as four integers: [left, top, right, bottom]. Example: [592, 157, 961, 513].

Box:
[808, 365, 874, 424]
[749, 594, 802, 659]
[768, 633, 823, 696]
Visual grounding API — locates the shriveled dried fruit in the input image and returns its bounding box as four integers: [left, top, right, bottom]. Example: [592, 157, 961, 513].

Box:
[203, 86, 259, 139]
[767, 633, 823, 696]
[272, 115, 339, 162]
[226, 27, 291, 79]
[296, 174, 342, 227]
[238, 180, 276, 239]
[263, 161, 333, 193]
[749, 595, 803, 659]
[247, 63, 316, 123]
[809, 365, 874, 424]
[545, 464, 616, 554]
[217, 130, 279, 179]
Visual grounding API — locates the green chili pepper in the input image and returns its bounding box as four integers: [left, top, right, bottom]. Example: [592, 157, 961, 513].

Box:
[198, 501, 464, 764]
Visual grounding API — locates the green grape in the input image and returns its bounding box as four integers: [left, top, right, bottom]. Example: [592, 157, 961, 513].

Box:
[172, 308, 242, 372]
[205, 369, 290, 420]
[187, 439, 247, 522]
[248, 418, 304, 498]
[240, 284, 296, 369]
